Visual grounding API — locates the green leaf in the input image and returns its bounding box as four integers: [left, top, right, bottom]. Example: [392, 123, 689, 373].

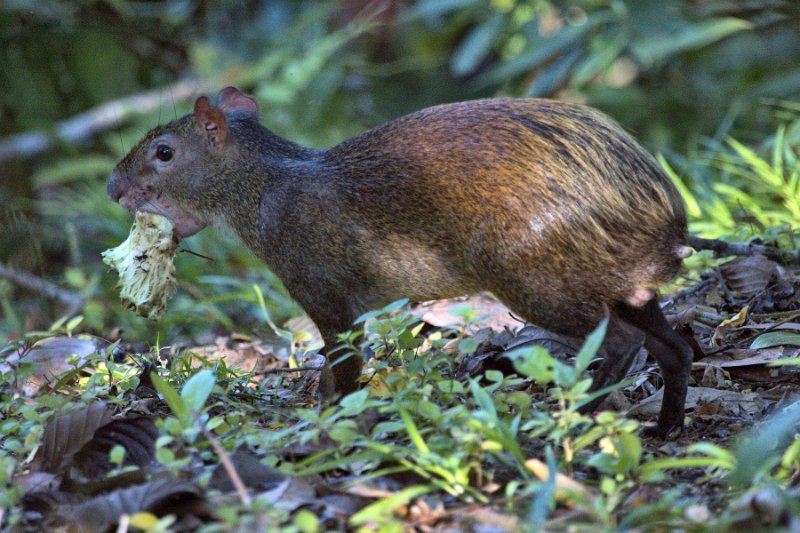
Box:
[750, 331, 800, 350]
[506, 346, 555, 383]
[340, 389, 370, 410]
[181, 370, 215, 414]
[402, 0, 480, 21]
[729, 402, 800, 486]
[354, 309, 382, 324]
[150, 372, 187, 422]
[575, 318, 607, 374]
[631, 17, 751, 66]
[616, 431, 642, 469]
[458, 337, 480, 355]
[295, 509, 319, 533]
[571, 30, 627, 87]
[451, 13, 506, 76]
[469, 379, 497, 421]
[397, 403, 429, 454]
[527, 47, 582, 97]
[383, 298, 410, 314]
[479, 12, 613, 87]
[109, 445, 126, 465]
[329, 419, 359, 443]
[350, 484, 434, 526]
[32, 155, 117, 188]
[65, 315, 84, 334]
[658, 154, 701, 219]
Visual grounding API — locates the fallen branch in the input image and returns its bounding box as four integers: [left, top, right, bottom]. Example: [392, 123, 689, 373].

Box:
[0, 262, 83, 318]
[0, 79, 209, 163]
[689, 236, 799, 264]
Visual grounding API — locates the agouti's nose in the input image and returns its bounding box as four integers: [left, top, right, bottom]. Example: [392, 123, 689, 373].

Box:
[107, 170, 125, 202]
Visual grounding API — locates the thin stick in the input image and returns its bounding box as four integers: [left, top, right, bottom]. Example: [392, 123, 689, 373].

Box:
[689, 236, 799, 264]
[0, 79, 209, 163]
[204, 429, 251, 506]
[0, 262, 83, 317]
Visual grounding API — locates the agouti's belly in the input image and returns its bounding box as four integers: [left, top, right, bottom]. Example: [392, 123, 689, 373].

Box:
[367, 234, 481, 305]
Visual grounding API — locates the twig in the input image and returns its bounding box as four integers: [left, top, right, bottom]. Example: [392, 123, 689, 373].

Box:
[0, 261, 83, 317]
[0, 79, 209, 163]
[205, 429, 251, 506]
[257, 366, 322, 374]
[688, 236, 799, 264]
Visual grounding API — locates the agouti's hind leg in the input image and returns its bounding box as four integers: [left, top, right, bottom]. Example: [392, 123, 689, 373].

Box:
[579, 317, 644, 415]
[615, 297, 693, 437]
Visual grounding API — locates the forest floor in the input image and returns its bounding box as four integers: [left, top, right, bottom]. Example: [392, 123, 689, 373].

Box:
[6, 252, 800, 531]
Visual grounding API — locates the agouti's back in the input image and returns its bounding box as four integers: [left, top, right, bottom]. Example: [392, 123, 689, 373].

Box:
[108, 88, 693, 437]
[323, 98, 687, 337]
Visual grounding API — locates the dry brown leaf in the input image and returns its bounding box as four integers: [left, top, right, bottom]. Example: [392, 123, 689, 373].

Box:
[720, 255, 777, 299]
[69, 415, 157, 482]
[1, 336, 102, 396]
[712, 306, 749, 346]
[729, 485, 791, 529]
[525, 458, 592, 504]
[628, 386, 765, 418]
[32, 402, 113, 474]
[701, 347, 785, 368]
[258, 476, 318, 510]
[413, 294, 523, 332]
[208, 448, 287, 492]
[64, 478, 204, 532]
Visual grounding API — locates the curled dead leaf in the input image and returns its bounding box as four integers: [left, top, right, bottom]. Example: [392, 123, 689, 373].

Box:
[69, 415, 157, 482]
[33, 402, 113, 474]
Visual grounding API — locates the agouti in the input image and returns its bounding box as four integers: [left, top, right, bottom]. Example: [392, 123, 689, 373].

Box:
[108, 87, 693, 437]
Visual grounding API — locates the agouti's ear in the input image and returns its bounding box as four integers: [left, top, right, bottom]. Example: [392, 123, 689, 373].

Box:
[194, 96, 228, 149]
[217, 87, 259, 120]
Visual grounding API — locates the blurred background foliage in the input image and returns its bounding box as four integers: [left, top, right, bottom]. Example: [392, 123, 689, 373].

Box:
[1, 0, 798, 343]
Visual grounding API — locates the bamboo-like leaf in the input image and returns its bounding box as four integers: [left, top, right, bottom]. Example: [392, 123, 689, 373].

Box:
[451, 13, 506, 76]
[631, 17, 751, 66]
[658, 154, 701, 218]
[751, 331, 800, 350]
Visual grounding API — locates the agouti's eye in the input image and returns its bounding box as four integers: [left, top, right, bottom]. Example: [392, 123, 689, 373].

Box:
[156, 144, 173, 162]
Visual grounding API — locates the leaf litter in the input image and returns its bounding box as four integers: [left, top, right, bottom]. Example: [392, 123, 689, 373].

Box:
[8, 253, 800, 530]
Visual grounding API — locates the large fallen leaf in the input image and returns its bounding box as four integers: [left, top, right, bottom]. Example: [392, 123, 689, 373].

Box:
[208, 447, 287, 492]
[64, 478, 204, 532]
[33, 402, 113, 474]
[413, 295, 523, 332]
[0, 336, 102, 396]
[628, 387, 765, 418]
[701, 348, 785, 368]
[719, 255, 777, 299]
[69, 415, 157, 482]
[750, 331, 800, 349]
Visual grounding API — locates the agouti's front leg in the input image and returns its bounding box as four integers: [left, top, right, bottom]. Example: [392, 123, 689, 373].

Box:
[315, 318, 364, 402]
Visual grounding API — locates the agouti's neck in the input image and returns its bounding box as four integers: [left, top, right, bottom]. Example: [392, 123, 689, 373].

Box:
[214, 121, 324, 254]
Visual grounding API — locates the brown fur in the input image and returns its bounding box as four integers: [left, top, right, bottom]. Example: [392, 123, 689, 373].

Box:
[108, 88, 691, 436]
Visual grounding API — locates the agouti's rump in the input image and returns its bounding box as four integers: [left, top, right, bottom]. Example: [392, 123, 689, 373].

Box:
[107, 88, 693, 437]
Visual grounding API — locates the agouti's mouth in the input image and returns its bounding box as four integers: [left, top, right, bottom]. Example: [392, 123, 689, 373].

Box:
[135, 198, 207, 239]
[110, 185, 206, 239]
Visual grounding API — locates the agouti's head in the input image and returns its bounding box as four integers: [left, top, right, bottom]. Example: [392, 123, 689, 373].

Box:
[107, 87, 259, 237]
